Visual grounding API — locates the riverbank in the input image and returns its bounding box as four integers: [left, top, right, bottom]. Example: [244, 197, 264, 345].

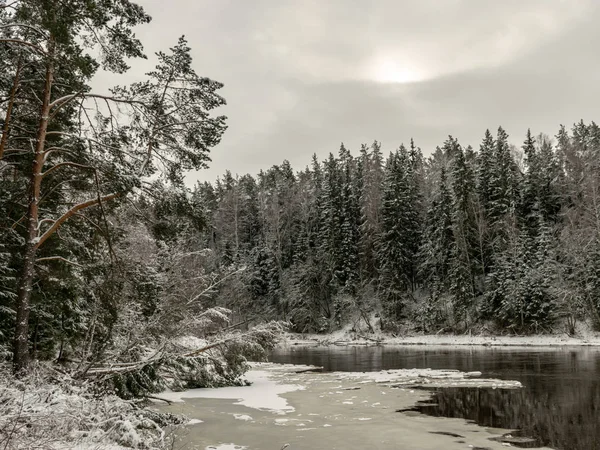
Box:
[281, 329, 600, 347]
[156, 362, 548, 450]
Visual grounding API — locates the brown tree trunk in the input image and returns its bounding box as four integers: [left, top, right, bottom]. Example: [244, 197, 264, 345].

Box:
[13, 42, 54, 374]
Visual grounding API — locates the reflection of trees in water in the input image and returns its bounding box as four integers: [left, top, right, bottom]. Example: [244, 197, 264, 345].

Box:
[414, 384, 600, 450]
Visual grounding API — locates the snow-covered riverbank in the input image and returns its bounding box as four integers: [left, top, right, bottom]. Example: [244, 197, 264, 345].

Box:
[281, 330, 600, 347]
[156, 362, 540, 450]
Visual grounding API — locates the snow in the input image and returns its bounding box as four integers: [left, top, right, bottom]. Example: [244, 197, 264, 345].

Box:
[205, 444, 247, 450]
[188, 418, 204, 425]
[159, 370, 304, 413]
[331, 368, 521, 388]
[283, 330, 600, 347]
[233, 414, 253, 421]
[0, 364, 181, 450]
[176, 335, 208, 349]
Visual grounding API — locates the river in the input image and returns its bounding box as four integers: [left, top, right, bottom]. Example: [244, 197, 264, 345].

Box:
[270, 345, 600, 450]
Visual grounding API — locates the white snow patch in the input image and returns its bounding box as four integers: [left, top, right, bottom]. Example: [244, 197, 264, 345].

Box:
[342, 401, 353, 405]
[160, 370, 303, 414]
[188, 418, 204, 425]
[282, 330, 600, 347]
[323, 424, 332, 427]
[176, 335, 208, 349]
[357, 417, 372, 421]
[205, 444, 247, 450]
[233, 414, 253, 421]
[329, 368, 521, 389]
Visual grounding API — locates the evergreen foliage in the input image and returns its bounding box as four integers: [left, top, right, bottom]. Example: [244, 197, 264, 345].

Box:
[173, 123, 600, 336]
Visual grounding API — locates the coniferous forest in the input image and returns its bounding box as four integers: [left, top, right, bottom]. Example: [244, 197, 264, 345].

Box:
[2, 1, 600, 448]
[189, 123, 600, 336]
[1, 0, 600, 378]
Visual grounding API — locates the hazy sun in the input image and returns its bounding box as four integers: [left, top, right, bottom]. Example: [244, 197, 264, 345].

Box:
[372, 59, 422, 84]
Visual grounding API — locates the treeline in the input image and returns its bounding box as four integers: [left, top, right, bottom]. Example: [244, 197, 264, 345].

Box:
[192, 122, 600, 335]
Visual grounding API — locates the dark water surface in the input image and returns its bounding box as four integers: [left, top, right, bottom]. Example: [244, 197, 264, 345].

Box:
[270, 345, 600, 450]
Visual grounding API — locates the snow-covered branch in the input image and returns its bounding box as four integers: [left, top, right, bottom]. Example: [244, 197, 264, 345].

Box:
[35, 193, 120, 249]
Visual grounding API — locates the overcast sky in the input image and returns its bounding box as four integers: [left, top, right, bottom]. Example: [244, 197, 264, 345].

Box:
[111, 0, 600, 183]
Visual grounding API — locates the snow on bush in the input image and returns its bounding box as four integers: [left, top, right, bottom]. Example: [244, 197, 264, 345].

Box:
[0, 363, 184, 449]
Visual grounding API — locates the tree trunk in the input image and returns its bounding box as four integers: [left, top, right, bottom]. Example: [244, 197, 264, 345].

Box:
[13, 42, 54, 374]
[13, 241, 37, 373]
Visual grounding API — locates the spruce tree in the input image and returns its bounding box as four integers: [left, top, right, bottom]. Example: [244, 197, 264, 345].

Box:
[358, 141, 384, 286]
[377, 146, 422, 322]
[477, 129, 495, 215]
[449, 138, 477, 327]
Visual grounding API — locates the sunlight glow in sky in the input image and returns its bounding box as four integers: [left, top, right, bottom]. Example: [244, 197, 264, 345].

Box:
[370, 58, 424, 84]
[120, 0, 600, 182]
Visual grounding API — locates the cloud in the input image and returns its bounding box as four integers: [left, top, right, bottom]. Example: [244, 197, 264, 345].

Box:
[90, 0, 600, 183]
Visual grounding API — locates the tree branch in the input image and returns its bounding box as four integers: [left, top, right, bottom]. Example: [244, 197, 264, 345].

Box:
[35, 193, 120, 249]
[0, 38, 46, 55]
[49, 92, 147, 110]
[35, 256, 83, 268]
[0, 23, 49, 38]
[41, 161, 95, 177]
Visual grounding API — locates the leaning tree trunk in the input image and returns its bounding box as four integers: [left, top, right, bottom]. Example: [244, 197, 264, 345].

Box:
[13, 43, 54, 374]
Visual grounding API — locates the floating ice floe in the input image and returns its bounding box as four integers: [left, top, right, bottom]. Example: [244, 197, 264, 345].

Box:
[331, 368, 522, 389]
[205, 444, 247, 450]
[233, 414, 253, 421]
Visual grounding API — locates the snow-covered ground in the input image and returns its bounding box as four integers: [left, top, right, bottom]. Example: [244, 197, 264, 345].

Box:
[0, 363, 184, 450]
[281, 328, 600, 347]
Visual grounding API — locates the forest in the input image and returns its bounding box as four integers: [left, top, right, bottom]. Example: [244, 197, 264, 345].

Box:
[2, 0, 600, 374]
[1, 0, 600, 448]
[188, 122, 600, 337]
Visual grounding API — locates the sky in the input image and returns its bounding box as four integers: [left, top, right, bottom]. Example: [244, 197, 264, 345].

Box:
[101, 0, 600, 184]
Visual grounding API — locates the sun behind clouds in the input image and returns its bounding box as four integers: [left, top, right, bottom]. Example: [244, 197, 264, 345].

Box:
[370, 58, 424, 84]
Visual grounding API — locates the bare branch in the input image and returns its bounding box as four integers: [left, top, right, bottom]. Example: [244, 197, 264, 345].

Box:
[49, 92, 147, 110]
[35, 256, 83, 268]
[185, 266, 246, 306]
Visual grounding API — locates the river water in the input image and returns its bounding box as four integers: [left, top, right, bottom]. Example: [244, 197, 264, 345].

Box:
[270, 345, 600, 450]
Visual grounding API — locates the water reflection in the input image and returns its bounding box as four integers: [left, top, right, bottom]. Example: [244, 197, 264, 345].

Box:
[270, 345, 600, 450]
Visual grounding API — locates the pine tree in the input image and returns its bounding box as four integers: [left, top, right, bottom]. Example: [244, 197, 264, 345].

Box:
[1, 2, 227, 372]
[420, 165, 454, 293]
[477, 129, 495, 215]
[449, 138, 477, 327]
[489, 127, 517, 223]
[377, 146, 422, 322]
[338, 144, 360, 292]
[238, 174, 262, 252]
[520, 129, 539, 230]
[358, 141, 384, 286]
